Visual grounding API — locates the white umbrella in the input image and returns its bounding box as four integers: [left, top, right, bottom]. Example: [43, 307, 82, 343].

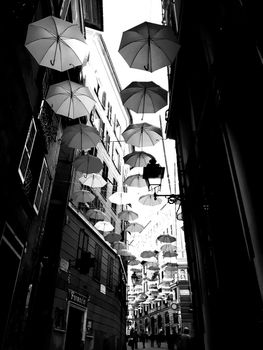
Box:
[108, 191, 132, 205]
[25, 16, 88, 71]
[138, 194, 162, 206]
[79, 173, 107, 188]
[94, 220, 114, 232]
[46, 80, 95, 119]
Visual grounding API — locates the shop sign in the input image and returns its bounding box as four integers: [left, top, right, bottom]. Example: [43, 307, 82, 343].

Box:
[68, 289, 88, 307]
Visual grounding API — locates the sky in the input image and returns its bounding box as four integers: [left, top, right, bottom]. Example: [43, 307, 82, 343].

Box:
[101, 0, 177, 225]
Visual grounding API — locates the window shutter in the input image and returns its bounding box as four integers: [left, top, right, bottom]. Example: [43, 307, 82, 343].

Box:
[18, 118, 37, 183]
[33, 158, 48, 214]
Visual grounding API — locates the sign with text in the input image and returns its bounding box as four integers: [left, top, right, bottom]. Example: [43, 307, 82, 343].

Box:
[68, 289, 88, 307]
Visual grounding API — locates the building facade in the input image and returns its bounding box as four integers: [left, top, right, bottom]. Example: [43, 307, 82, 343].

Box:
[0, 1, 131, 350]
[162, 1, 263, 349]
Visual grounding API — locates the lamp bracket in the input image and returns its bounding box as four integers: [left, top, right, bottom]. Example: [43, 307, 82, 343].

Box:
[153, 192, 181, 204]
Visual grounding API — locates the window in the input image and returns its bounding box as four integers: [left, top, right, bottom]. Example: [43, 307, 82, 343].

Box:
[111, 202, 117, 214]
[101, 92, 106, 109]
[107, 256, 114, 289]
[105, 131, 110, 153]
[114, 119, 121, 139]
[110, 218, 116, 231]
[113, 149, 121, 172]
[83, 0, 104, 31]
[107, 103, 112, 122]
[18, 118, 37, 183]
[77, 229, 89, 261]
[33, 158, 48, 214]
[112, 178, 118, 194]
[102, 162, 108, 181]
[0, 223, 24, 345]
[88, 148, 98, 157]
[93, 243, 102, 281]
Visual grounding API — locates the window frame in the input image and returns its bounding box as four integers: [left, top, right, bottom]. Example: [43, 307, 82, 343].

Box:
[33, 158, 48, 214]
[18, 118, 37, 184]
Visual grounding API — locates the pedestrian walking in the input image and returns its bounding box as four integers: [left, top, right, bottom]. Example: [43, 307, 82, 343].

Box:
[140, 330, 146, 348]
[149, 333, 155, 347]
[177, 327, 192, 350]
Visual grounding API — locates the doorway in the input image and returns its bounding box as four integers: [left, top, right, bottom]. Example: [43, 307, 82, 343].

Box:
[64, 305, 84, 350]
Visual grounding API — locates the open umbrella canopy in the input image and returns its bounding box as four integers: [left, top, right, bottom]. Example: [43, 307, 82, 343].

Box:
[124, 174, 147, 188]
[125, 222, 144, 233]
[104, 232, 122, 243]
[138, 194, 162, 206]
[25, 16, 88, 72]
[120, 81, 167, 114]
[123, 151, 155, 168]
[140, 250, 155, 258]
[160, 243, 176, 252]
[62, 124, 101, 150]
[118, 21, 180, 72]
[73, 154, 103, 174]
[72, 190, 95, 203]
[118, 249, 136, 259]
[122, 122, 162, 147]
[157, 234, 176, 243]
[118, 209, 138, 221]
[86, 209, 106, 221]
[46, 80, 95, 119]
[79, 173, 107, 188]
[108, 191, 132, 205]
[112, 241, 126, 251]
[128, 259, 141, 266]
[163, 250, 178, 258]
[94, 220, 114, 232]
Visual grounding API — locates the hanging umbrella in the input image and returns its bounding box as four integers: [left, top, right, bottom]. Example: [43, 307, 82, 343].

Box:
[139, 194, 162, 206]
[118, 210, 138, 221]
[160, 243, 176, 252]
[130, 267, 142, 272]
[118, 21, 180, 72]
[125, 223, 144, 233]
[157, 234, 176, 243]
[79, 173, 107, 188]
[86, 209, 106, 221]
[108, 191, 132, 205]
[118, 249, 136, 259]
[140, 250, 155, 259]
[120, 81, 167, 114]
[163, 250, 178, 258]
[73, 154, 103, 174]
[25, 16, 88, 72]
[46, 80, 95, 119]
[62, 124, 101, 150]
[104, 232, 122, 243]
[165, 263, 178, 271]
[72, 190, 95, 203]
[129, 259, 141, 266]
[112, 241, 126, 251]
[124, 151, 155, 168]
[94, 220, 114, 232]
[122, 122, 162, 147]
[124, 174, 147, 188]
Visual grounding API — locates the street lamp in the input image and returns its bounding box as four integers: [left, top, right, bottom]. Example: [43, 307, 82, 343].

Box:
[143, 159, 181, 204]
